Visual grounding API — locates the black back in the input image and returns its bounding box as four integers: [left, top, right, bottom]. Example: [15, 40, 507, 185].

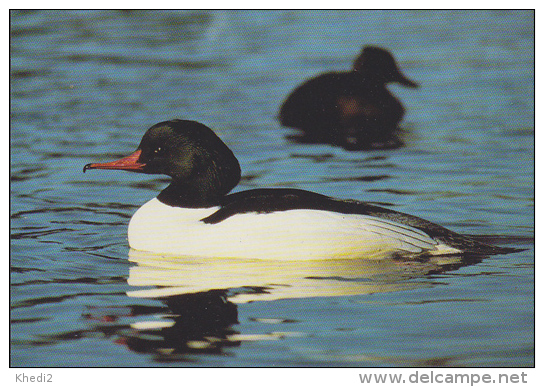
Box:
[202, 188, 518, 256]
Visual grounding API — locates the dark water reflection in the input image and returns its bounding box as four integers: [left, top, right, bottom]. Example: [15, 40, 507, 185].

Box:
[10, 10, 533, 367]
[55, 252, 484, 363]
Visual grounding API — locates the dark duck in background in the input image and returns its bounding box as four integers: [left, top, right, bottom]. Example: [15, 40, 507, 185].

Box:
[279, 46, 419, 150]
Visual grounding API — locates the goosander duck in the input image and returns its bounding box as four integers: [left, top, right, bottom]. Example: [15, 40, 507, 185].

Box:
[279, 46, 419, 150]
[84, 119, 513, 260]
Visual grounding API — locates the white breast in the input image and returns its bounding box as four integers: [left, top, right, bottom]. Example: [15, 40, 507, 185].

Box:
[127, 198, 460, 260]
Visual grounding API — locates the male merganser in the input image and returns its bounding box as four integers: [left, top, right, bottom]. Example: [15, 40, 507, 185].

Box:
[279, 46, 419, 150]
[84, 119, 515, 260]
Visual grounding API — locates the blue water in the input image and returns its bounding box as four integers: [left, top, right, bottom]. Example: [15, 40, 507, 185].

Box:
[10, 10, 534, 367]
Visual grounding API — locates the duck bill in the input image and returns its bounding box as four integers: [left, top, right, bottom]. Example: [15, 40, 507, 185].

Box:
[396, 72, 419, 88]
[83, 149, 145, 173]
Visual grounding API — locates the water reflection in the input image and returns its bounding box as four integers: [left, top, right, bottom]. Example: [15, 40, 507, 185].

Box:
[119, 291, 241, 360]
[117, 251, 482, 359]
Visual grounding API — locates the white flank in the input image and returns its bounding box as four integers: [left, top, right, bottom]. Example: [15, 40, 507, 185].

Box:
[127, 198, 460, 260]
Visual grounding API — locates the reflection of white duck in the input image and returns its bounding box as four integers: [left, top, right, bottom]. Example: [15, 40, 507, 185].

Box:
[84, 119, 516, 260]
[126, 251, 469, 303]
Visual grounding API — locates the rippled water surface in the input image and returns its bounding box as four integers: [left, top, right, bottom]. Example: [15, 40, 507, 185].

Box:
[10, 10, 534, 367]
